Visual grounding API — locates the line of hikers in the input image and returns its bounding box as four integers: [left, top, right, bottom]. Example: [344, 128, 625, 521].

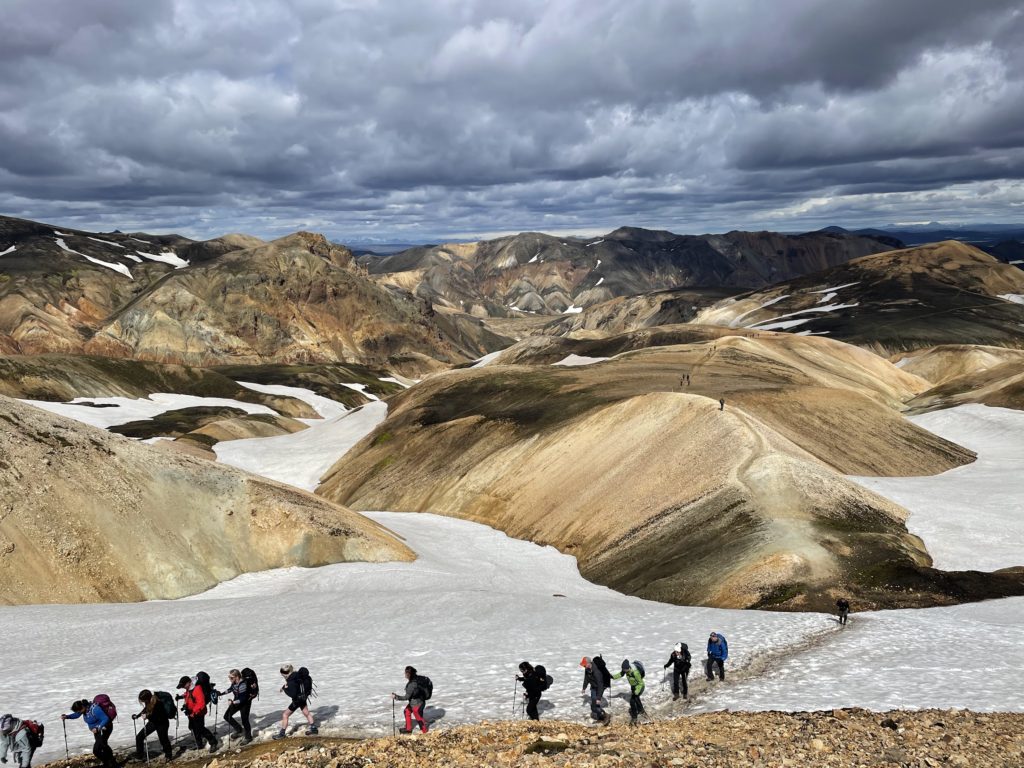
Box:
[2, 603, 857, 768]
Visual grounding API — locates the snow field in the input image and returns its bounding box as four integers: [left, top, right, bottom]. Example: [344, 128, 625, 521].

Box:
[852, 405, 1024, 572]
[0, 513, 829, 764]
[136, 251, 190, 268]
[21, 394, 277, 429]
[552, 355, 610, 367]
[0, 245, 16, 256]
[54, 237, 133, 279]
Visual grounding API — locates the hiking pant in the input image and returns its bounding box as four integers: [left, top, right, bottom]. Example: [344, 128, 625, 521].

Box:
[706, 657, 725, 680]
[224, 700, 252, 740]
[589, 688, 606, 721]
[839, 608, 849, 625]
[628, 692, 644, 722]
[93, 723, 117, 768]
[137, 719, 173, 760]
[404, 704, 427, 733]
[188, 713, 216, 749]
[526, 693, 541, 721]
[671, 669, 689, 698]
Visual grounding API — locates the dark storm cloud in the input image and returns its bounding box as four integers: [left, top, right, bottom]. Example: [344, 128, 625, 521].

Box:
[1, 0, 1023, 241]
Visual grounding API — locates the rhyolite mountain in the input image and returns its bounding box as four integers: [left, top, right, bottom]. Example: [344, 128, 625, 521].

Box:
[364, 227, 900, 317]
[0, 216, 507, 373]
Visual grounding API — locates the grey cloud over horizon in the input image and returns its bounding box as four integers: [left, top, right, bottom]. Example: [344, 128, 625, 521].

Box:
[1, 0, 1023, 242]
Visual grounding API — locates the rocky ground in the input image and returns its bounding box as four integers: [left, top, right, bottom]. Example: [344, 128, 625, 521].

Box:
[49, 709, 1023, 768]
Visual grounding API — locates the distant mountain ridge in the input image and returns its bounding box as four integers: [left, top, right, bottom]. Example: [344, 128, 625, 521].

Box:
[365, 227, 900, 317]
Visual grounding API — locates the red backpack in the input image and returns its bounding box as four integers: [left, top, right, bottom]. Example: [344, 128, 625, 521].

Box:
[93, 694, 117, 721]
[22, 720, 44, 749]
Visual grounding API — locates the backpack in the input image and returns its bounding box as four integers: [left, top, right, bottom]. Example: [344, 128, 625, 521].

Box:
[93, 694, 117, 721]
[593, 655, 612, 688]
[22, 720, 44, 749]
[533, 665, 553, 692]
[296, 667, 315, 699]
[155, 691, 177, 720]
[416, 675, 433, 701]
[195, 672, 215, 705]
[633, 661, 646, 679]
[241, 668, 260, 699]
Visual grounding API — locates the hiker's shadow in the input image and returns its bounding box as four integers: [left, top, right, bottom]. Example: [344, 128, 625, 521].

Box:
[251, 706, 339, 735]
[538, 700, 556, 714]
[424, 706, 446, 724]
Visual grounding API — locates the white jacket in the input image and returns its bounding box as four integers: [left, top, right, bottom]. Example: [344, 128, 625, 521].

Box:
[0, 720, 34, 768]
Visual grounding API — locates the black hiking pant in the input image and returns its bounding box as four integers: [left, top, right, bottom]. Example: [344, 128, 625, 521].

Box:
[526, 693, 541, 720]
[93, 723, 117, 768]
[136, 719, 173, 760]
[224, 700, 252, 740]
[706, 657, 725, 680]
[588, 688, 606, 721]
[188, 712, 216, 749]
[839, 608, 849, 625]
[628, 692, 645, 723]
[671, 669, 689, 698]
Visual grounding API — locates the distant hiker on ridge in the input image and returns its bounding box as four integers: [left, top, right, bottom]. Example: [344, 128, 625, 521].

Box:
[177, 674, 219, 752]
[63, 697, 118, 768]
[274, 665, 316, 740]
[517, 661, 552, 721]
[706, 632, 728, 681]
[1, 714, 41, 768]
[612, 659, 646, 726]
[663, 643, 691, 701]
[132, 690, 174, 762]
[719, 398, 725, 411]
[836, 598, 851, 626]
[391, 666, 431, 734]
[581, 656, 611, 724]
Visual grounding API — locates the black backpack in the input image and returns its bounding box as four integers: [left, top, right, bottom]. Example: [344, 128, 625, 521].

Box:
[416, 675, 433, 701]
[155, 691, 177, 720]
[593, 655, 612, 688]
[22, 721, 44, 749]
[195, 671, 215, 705]
[296, 667, 315, 699]
[241, 668, 260, 699]
[534, 665, 553, 691]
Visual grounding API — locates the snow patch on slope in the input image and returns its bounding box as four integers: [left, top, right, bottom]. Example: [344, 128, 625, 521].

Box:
[54, 238, 134, 279]
[552, 354, 610, 367]
[0, 245, 15, 256]
[237, 381, 348, 421]
[998, 293, 1024, 305]
[137, 251, 189, 268]
[22, 394, 276, 429]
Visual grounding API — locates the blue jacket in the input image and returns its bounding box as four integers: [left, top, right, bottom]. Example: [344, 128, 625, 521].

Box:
[707, 634, 728, 661]
[67, 703, 110, 731]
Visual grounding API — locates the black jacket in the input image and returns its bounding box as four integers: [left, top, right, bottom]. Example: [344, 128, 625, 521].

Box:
[519, 671, 545, 699]
[664, 649, 691, 673]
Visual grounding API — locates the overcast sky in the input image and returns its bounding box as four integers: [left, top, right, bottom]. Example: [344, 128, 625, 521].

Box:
[2, 0, 1023, 242]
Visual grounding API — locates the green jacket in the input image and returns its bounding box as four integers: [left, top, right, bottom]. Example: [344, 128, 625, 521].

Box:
[612, 667, 645, 695]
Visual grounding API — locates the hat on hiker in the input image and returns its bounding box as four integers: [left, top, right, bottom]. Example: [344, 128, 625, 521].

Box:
[621, 659, 630, 671]
[0, 715, 13, 734]
[580, 657, 589, 667]
[177, 676, 191, 689]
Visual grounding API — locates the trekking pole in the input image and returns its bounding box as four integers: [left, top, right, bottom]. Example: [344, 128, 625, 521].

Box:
[214, 697, 219, 740]
[391, 699, 396, 738]
[62, 719, 70, 761]
[144, 723, 151, 764]
[511, 679, 517, 714]
[133, 716, 138, 742]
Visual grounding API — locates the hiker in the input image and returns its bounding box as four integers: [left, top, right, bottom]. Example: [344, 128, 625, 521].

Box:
[706, 632, 728, 681]
[274, 665, 316, 740]
[836, 597, 850, 625]
[663, 643, 691, 700]
[516, 662, 545, 721]
[391, 666, 429, 734]
[62, 698, 118, 768]
[719, 398, 725, 411]
[177, 675, 219, 752]
[0, 714, 40, 768]
[611, 659, 646, 726]
[132, 690, 173, 761]
[580, 657, 611, 724]
[218, 669, 255, 744]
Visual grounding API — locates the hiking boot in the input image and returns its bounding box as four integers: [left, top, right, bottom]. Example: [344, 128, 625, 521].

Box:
[672, 694, 679, 701]
[602, 713, 612, 725]
[208, 739, 220, 753]
[241, 737, 252, 745]
[420, 725, 429, 733]
[271, 729, 287, 741]
[399, 727, 412, 734]
[305, 725, 318, 736]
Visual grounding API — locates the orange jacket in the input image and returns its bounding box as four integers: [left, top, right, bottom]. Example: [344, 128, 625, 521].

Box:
[184, 685, 207, 718]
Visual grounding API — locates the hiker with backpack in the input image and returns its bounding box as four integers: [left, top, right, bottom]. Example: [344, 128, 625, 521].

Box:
[218, 669, 257, 744]
[663, 643, 691, 700]
[515, 662, 550, 721]
[580, 657, 611, 725]
[391, 666, 432, 734]
[836, 597, 851, 625]
[132, 690, 174, 761]
[274, 665, 317, 740]
[176, 675, 219, 753]
[62, 697, 118, 768]
[0, 714, 42, 768]
[706, 632, 728, 681]
[611, 659, 646, 726]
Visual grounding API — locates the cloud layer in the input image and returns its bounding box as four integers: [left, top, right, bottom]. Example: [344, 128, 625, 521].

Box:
[1, 0, 1023, 240]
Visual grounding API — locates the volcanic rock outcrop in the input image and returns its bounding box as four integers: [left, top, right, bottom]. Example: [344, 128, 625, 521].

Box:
[0, 396, 412, 605]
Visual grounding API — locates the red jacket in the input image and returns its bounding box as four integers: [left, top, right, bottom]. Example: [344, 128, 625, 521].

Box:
[184, 685, 207, 718]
